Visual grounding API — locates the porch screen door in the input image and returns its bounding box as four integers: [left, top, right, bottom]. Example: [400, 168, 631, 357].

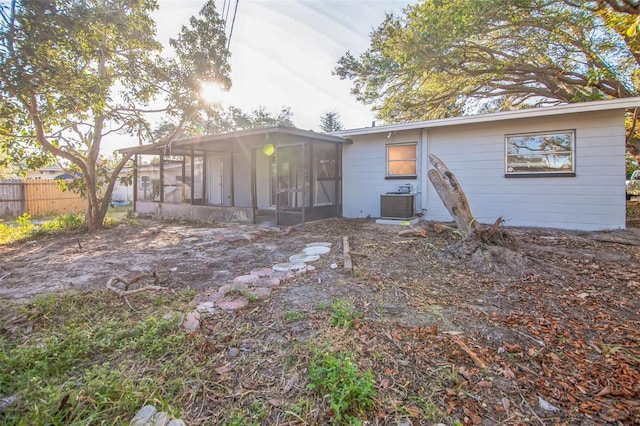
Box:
[276, 144, 306, 226]
[207, 156, 223, 205]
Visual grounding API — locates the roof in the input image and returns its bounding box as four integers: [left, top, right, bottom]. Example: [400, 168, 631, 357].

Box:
[336, 97, 640, 137]
[120, 125, 350, 155]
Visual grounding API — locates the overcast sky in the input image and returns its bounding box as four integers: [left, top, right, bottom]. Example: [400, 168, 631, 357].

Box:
[155, 0, 410, 130]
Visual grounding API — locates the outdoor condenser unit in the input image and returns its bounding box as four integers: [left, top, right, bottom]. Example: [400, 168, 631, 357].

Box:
[380, 184, 415, 220]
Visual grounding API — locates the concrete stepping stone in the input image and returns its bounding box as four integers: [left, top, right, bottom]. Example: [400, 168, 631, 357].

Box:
[233, 274, 259, 285]
[289, 253, 320, 263]
[306, 242, 332, 248]
[303, 246, 331, 255]
[217, 296, 249, 311]
[273, 262, 307, 272]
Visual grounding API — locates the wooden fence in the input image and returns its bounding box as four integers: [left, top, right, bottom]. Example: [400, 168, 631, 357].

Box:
[0, 179, 86, 219]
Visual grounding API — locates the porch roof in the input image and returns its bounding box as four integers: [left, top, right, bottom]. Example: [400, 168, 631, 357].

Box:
[120, 125, 351, 156]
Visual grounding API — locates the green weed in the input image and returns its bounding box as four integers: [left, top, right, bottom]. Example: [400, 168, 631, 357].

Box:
[307, 350, 375, 424]
[284, 310, 308, 322]
[329, 299, 362, 328]
[0, 290, 195, 424]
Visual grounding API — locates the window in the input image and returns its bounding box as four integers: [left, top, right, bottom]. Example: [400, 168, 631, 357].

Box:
[505, 130, 575, 176]
[387, 143, 417, 178]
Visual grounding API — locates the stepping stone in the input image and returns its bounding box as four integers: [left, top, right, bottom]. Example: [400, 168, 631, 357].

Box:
[273, 262, 307, 272]
[249, 287, 271, 300]
[217, 297, 249, 311]
[303, 246, 331, 255]
[253, 277, 281, 288]
[271, 270, 295, 282]
[194, 292, 224, 305]
[289, 253, 320, 263]
[250, 267, 274, 277]
[306, 242, 332, 248]
[233, 274, 259, 285]
[218, 283, 248, 294]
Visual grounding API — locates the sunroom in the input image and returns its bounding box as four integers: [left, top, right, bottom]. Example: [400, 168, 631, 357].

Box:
[124, 126, 349, 227]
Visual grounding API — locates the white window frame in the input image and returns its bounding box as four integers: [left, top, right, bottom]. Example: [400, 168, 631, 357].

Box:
[505, 130, 576, 177]
[386, 142, 417, 178]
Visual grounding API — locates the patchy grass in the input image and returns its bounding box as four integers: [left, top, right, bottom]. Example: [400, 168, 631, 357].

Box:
[0, 213, 85, 245]
[0, 291, 194, 424]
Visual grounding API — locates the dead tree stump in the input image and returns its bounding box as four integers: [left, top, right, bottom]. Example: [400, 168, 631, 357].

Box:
[428, 154, 528, 274]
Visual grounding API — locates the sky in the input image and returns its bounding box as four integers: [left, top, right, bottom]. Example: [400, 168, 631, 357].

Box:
[153, 0, 410, 131]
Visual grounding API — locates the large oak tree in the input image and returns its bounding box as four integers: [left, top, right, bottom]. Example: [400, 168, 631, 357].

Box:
[0, 0, 230, 230]
[335, 0, 639, 122]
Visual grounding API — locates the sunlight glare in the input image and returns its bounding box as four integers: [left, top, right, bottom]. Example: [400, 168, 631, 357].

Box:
[200, 81, 227, 105]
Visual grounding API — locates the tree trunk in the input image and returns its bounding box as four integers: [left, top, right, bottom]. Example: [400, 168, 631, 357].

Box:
[427, 154, 528, 274]
[427, 154, 479, 234]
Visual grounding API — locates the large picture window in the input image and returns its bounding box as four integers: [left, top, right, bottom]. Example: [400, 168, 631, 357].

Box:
[505, 130, 575, 176]
[387, 143, 417, 178]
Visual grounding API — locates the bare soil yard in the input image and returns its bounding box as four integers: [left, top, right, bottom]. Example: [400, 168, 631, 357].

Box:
[1, 203, 640, 424]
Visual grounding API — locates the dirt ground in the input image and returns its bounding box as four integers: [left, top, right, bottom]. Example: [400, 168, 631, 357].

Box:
[1, 202, 640, 424]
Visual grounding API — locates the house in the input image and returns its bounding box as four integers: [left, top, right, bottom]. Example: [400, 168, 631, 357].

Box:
[338, 97, 640, 231]
[124, 126, 348, 225]
[127, 97, 639, 231]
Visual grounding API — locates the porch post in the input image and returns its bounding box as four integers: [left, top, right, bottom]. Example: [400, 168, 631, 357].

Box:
[133, 154, 138, 212]
[159, 154, 164, 203]
[229, 141, 235, 207]
[250, 147, 257, 224]
[190, 149, 195, 204]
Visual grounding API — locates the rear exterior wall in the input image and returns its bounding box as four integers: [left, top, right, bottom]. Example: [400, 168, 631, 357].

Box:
[342, 110, 626, 231]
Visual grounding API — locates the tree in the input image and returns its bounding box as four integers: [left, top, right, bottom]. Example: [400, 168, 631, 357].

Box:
[0, 0, 230, 230]
[319, 111, 344, 132]
[335, 0, 638, 122]
[154, 105, 296, 139]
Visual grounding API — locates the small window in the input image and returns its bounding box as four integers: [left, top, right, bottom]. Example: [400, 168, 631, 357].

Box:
[387, 143, 417, 177]
[505, 130, 575, 176]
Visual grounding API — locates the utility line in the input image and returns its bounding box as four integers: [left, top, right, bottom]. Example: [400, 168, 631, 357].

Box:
[227, 0, 239, 51]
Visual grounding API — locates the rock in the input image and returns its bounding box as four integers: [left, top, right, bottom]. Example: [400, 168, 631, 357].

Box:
[233, 274, 259, 285]
[131, 405, 157, 425]
[216, 296, 249, 311]
[228, 347, 240, 358]
[330, 263, 338, 270]
[167, 420, 186, 426]
[306, 265, 316, 273]
[150, 411, 170, 426]
[181, 311, 200, 332]
[196, 301, 215, 313]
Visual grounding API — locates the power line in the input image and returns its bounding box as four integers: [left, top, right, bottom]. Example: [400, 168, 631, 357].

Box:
[227, 0, 239, 51]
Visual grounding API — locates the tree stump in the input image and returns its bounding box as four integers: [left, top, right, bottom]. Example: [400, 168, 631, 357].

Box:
[428, 154, 528, 274]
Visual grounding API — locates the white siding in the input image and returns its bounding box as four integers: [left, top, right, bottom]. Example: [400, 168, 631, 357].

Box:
[343, 130, 422, 218]
[343, 110, 626, 231]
